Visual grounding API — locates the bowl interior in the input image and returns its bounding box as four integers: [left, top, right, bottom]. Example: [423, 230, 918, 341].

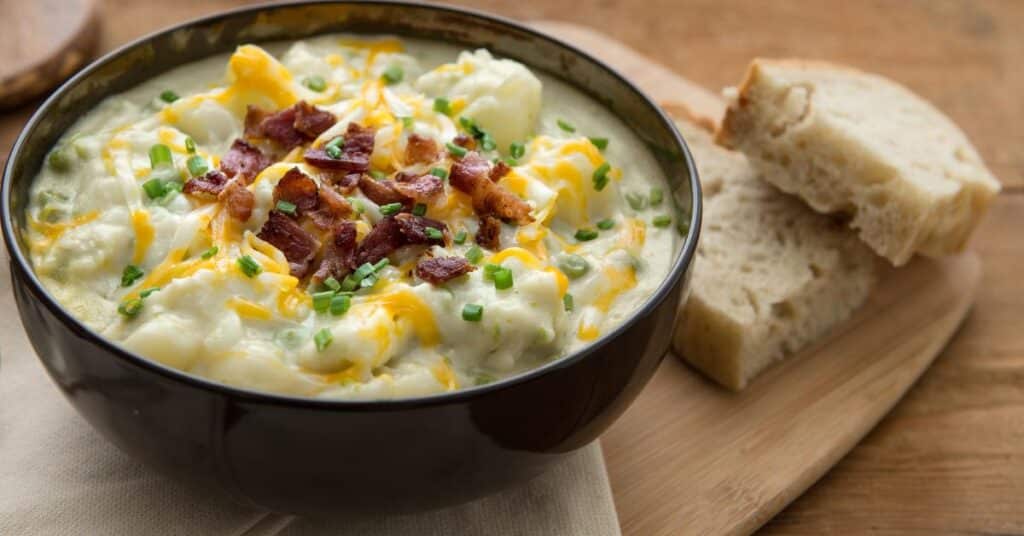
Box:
[2, 1, 701, 406]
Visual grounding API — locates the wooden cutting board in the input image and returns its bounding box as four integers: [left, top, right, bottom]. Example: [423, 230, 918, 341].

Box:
[531, 21, 982, 536]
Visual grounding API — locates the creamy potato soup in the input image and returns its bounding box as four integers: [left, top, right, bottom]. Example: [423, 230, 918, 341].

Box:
[26, 36, 677, 399]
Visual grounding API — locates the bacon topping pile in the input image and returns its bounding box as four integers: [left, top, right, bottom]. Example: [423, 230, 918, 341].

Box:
[312, 221, 358, 282]
[304, 123, 375, 173]
[415, 257, 475, 285]
[245, 101, 336, 149]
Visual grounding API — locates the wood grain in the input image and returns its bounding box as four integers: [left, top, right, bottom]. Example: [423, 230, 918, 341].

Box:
[0, 0, 99, 108]
[0, 2, 1021, 534]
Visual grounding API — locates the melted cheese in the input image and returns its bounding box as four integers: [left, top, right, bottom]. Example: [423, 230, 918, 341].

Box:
[130, 209, 155, 264]
[227, 297, 273, 320]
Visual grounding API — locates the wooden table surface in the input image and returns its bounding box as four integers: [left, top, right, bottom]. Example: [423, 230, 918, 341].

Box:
[3, 1, 1021, 533]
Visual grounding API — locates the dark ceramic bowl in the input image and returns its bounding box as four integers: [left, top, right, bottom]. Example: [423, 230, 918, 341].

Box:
[2, 1, 701, 517]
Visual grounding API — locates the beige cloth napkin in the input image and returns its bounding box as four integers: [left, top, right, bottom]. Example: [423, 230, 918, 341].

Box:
[0, 251, 621, 535]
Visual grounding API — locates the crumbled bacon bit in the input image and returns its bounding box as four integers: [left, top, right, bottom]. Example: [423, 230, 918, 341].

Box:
[489, 161, 511, 182]
[355, 216, 404, 266]
[405, 134, 439, 165]
[219, 178, 255, 222]
[307, 184, 353, 230]
[257, 211, 321, 278]
[357, 174, 408, 206]
[245, 101, 336, 149]
[391, 174, 444, 203]
[304, 122, 375, 173]
[273, 167, 319, 215]
[312, 221, 357, 282]
[395, 213, 447, 246]
[220, 139, 272, 181]
[449, 152, 533, 225]
[355, 214, 447, 265]
[416, 257, 475, 285]
[452, 134, 476, 150]
[293, 101, 336, 139]
[475, 215, 502, 250]
[183, 169, 229, 199]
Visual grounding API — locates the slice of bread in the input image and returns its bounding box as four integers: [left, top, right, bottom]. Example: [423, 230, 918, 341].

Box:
[716, 59, 1001, 266]
[672, 114, 878, 390]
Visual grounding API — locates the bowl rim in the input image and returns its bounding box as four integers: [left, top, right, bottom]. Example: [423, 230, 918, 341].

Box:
[1, 0, 702, 410]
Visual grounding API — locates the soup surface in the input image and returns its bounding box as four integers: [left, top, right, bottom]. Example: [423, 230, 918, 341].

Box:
[26, 35, 677, 399]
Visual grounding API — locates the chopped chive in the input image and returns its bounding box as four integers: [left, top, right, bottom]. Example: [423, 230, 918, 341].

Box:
[340, 274, 360, 292]
[557, 254, 590, 279]
[425, 227, 443, 241]
[121, 264, 145, 287]
[275, 200, 297, 216]
[458, 116, 475, 131]
[184, 137, 197, 154]
[373, 258, 390, 272]
[493, 268, 513, 290]
[556, 119, 576, 133]
[596, 218, 615, 230]
[148, 144, 172, 169]
[574, 228, 599, 242]
[237, 255, 262, 277]
[352, 262, 376, 282]
[159, 90, 179, 103]
[483, 264, 502, 280]
[139, 287, 161, 298]
[462, 303, 483, 322]
[429, 167, 448, 179]
[653, 215, 672, 228]
[330, 293, 352, 316]
[649, 188, 664, 206]
[359, 273, 379, 289]
[118, 298, 144, 317]
[412, 203, 427, 216]
[347, 196, 365, 213]
[323, 277, 341, 291]
[433, 97, 452, 115]
[510, 142, 525, 159]
[200, 246, 218, 260]
[465, 245, 483, 265]
[186, 155, 209, 177]
[312, 290, 334, 313]
[370, 170, 387, 180]
[588, 137, 609, 151]
[625, 192, 648, 211]
[453, 230, 467, 245]
[480, 133, 497, 151]
[326, 136, 345, 150]
[314, 328, 333, 351]
[475, 373, 496, 385]
[592, 162, 611, 191]
[379, 202, 403, 216]
[142, 178, 169, 199]
[446, 142, 467, 157]
[503, 156, 519, 167]
[303, 75, 327, 92]
[325, 145, 343, 159]
[47, 148, 72, 172]
[381, 65, 404, 85]
[401, 116, 415, 129]
[563, 293, 574, 311]
[676, 218, 690, 236]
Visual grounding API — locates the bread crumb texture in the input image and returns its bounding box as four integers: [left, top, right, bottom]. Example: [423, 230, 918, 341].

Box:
[674, 118, 877, 390]
[717, 59, 1000, 265]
